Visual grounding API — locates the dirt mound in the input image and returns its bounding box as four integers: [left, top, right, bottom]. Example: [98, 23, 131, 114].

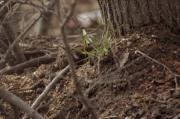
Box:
[0, 25, 180, 119]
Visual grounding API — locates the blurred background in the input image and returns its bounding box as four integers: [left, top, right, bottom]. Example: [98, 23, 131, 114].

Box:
[11, 0, 101, 36]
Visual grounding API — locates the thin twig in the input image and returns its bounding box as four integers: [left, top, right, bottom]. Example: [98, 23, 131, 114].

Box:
[0, 0, 14, 20]
[0, 87, 43, 119]
[3, 13, 42, 61]
[135, 50, 178, 76]
[135, 50, 180, 89]
[56, 0, 99, 118]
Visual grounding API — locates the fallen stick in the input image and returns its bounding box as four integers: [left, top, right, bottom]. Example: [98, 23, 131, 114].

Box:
[31, 65, 70, 109]
[22, 65, 70, 119]
[0, 87, 43, 119]
[0, 53, 56, 75]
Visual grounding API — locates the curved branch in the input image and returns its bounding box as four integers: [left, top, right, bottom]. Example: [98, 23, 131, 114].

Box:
[0, 87, 43, 119]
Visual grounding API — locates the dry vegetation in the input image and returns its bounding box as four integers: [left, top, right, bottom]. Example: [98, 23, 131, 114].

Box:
[0, 0, 179, 119]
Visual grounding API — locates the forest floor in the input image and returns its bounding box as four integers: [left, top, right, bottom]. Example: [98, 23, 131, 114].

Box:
[0, 24, 180, 119]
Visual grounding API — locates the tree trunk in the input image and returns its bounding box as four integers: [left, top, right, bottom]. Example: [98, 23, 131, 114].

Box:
[98, 0, 180, 36]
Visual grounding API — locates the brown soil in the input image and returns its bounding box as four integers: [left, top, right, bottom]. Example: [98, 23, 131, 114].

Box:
[0, 24, 180, 119]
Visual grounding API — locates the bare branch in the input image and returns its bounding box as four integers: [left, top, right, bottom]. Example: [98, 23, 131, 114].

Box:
[3, 0, 59, 62]
[0, 0, 14, 21]
[14, 0, 57, 15]
[0, 53, 56, 75]
[0, 87, 43, 119]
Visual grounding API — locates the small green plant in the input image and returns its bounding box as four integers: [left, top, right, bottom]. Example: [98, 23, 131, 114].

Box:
[81, 29, 111, 58]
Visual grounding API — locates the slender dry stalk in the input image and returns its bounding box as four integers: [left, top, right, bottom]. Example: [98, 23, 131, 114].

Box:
[56, 0, 99, 119]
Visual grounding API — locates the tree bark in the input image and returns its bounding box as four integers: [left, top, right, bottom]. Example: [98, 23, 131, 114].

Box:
[98, 0, 180, 36]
